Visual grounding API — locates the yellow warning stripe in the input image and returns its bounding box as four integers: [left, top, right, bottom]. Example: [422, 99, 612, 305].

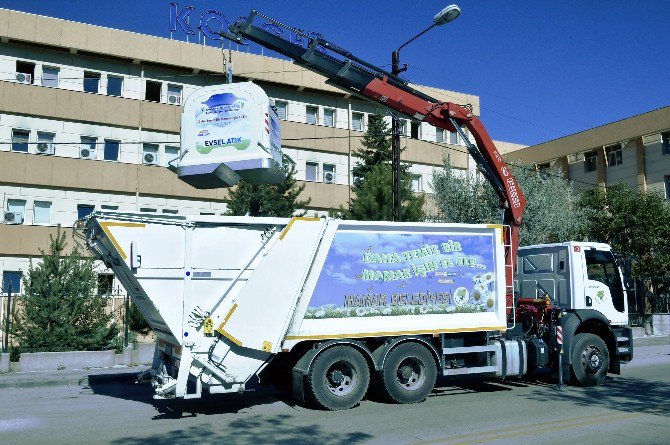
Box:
[487, 224, 505, 243]
[216, 304, 242, 346]
[285, 325, 507, 341]
[99, 221, 145, 260]
[279, 217, 320, 240]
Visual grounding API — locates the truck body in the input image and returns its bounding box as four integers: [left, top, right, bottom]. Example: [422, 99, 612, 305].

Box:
[81, 212, 633, 409]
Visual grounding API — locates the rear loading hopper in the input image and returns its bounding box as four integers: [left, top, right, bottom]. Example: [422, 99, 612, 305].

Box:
[83, 212, 507, 399]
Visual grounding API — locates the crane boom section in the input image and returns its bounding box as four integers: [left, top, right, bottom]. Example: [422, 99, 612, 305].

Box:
[221, 11, 527, 292]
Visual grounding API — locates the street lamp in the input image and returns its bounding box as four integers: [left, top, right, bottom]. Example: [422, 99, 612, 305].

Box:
[391, 4, 461, 222]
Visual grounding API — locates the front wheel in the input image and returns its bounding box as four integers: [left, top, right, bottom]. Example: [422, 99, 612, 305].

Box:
[306, 345, 370, 410]
[570, 333, 609, 386]
[379, 342, 437, 404]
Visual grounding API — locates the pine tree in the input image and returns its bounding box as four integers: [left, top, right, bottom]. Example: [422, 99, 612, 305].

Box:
[10, 228, 117, 353]
[226, 158, 311, 217]
[346, 114, 424, 221]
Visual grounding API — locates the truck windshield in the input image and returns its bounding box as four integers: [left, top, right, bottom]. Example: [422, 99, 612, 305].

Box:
[585, 249, 625, 312]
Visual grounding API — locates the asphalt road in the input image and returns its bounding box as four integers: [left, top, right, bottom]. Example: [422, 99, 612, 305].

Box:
[0, 343, 668, 445]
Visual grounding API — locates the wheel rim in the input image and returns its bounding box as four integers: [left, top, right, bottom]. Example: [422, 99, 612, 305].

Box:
[581, 344, 604, 375]
[395, 356, 426, 391]
[325, 360, 357, 396]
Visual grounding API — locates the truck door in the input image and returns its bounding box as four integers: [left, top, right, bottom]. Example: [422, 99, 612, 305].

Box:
[583, 249, 628, 324]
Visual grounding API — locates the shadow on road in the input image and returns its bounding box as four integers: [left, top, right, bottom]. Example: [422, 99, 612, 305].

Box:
[108, 414, 372, 445]
[521, 374, 670, 416]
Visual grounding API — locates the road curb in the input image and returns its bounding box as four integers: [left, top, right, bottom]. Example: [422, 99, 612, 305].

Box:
[0, 367, 147, 390]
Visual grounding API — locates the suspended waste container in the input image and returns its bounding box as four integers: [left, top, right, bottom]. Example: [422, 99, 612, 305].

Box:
[176, 82, 286, 189]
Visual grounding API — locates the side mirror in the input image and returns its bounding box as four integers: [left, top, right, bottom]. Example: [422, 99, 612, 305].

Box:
[623, 259, 634, 290]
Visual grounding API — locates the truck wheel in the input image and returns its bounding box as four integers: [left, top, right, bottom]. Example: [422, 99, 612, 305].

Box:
[306, 345, 370, 410]
[570, 333, 609, 386]
[380, 342, 437, 404]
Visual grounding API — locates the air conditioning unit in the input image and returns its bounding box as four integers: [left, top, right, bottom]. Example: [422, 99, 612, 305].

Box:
[324, 171, 336, 184]
[167, 94, 181, 105]
[80, 147, 96, 160]
[15, 72, 32, 84]
[36, 142, 55, 155]
[143, 152, 158, 165]
[3, 211, 23, 225]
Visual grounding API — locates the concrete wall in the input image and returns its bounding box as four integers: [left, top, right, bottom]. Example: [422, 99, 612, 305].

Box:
[10, 342, 156, 372]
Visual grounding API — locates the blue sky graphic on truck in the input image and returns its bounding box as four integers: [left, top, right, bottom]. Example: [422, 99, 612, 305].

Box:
[306, 232, 497, 319]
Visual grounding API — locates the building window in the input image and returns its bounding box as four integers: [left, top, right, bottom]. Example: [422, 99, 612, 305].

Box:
[323, 164, 336, 183]
[666, 176, 670, 201]
[15, 60, 35, 83]
[2, 271, 22, 294]
[97, 274, 114, 296]
[145, 80, 162, 102]
[351, 112, 363, 131]
[162, 209, 179, 214]
[306, 162, 318, 182]
[106, 75, 123, 96]
[41, 66, 59, 87]
[605, 144, 622, 166]
[11, 129, 30, 152]
[140, 208, 157, 213]
[324, 109, 335, 127]
[104, 140, 120, 161]
[33, 201, 52, 224]
[77, 204, 95, 219]
[83, 71, 100, 93]
[411, 175, 423, 192]
[306, 106, 318, 125]
[274, 100, 287, 120]
[167, 84, 182, 105]
[584, 151, 597, 173]
[410, 122, 421, 140]
[662, 132, 670, 156]
[7, 199, 26, 221]
[436, 128, 445, 143]
[399, 120, 408, 137]
[165, 146, 180, 166]
[101, 205, 119, 210]
[449, 130, 458, 145]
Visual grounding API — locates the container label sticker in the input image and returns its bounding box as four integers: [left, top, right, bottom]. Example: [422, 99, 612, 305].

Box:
[306, 232, 497, 319]
[195, 92, 251, 154]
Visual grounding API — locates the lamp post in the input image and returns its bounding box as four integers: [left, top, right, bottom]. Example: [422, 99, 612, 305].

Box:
[391, 4, 461, 222]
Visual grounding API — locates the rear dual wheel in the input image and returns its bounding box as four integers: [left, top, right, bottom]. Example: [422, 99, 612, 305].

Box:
[379, 342, 437, 404]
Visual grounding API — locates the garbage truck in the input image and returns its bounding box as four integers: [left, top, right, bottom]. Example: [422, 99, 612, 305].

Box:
[78, 9, 634, 410]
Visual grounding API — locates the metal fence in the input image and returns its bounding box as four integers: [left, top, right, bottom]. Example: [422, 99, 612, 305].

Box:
[628, 276, 670, 326]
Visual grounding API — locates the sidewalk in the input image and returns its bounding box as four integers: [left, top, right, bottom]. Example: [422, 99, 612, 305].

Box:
[0, 336, 666, 390]
[0, 364, 148, 389]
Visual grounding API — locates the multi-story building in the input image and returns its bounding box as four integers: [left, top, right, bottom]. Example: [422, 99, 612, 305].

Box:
[0, 7, 524, 329]
[512, 106, 670, 197]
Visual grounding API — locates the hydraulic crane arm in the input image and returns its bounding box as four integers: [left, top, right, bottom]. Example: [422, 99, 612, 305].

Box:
[221, 11, 527, 300]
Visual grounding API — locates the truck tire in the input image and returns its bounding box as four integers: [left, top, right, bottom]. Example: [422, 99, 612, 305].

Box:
[570, 333, 609, 386]
[306, 345, 370, 410]
[379, 342, 437, 404]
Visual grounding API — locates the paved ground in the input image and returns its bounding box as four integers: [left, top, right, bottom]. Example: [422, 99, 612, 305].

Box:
[0, 339, 668, 445]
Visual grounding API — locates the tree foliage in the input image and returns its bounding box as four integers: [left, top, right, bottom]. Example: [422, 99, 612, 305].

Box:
[127, 300, 152, 336]
[10, 229, 117, 353]
[578, 183, 670, 280]
[345, 115, 424, 221]
[431, 157, 585, 245]
[226, 159, 311, 217]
